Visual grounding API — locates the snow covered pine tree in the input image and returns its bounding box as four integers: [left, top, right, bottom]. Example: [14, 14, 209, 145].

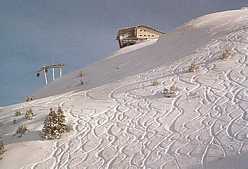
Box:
[42, 107, 67, 140]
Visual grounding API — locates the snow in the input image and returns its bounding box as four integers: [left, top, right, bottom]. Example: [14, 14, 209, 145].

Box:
[33, 10, 248, 100]
[241, 7, 248, 10]
[1, 8, 248, 169]
[186, 9, 248, 33]
[109, 39, 158, 59]
[33, 23, 211, 99]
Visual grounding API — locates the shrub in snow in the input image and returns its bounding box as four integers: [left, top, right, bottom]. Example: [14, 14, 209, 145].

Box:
[15, 111, 22, 116]
[152, 80, 159, 86]
[13, 119, 17, 124]
[65, 122, 73, 132]
[189, 63, 199, 73]
[16, 124, 28, 137]
[25, 108, 33, 120]
[25, 96, 33, 102]
[162, 84, 178, 98]
[220, 49, 232, 60]
[0, 141, 6, 160]
[41, 107, 68, 140]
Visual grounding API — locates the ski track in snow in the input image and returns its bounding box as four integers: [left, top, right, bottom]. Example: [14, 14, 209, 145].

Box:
[2, 19, 248, 169]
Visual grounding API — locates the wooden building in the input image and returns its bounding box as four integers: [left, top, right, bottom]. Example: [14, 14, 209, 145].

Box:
[116, 25, 165, 48]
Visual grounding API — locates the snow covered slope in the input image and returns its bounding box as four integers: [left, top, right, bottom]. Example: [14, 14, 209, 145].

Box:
[109, 39, 158, 59]
[34, 9, 248, 99]
[33, 19, 209, 98]
[1, 8, 248, 169]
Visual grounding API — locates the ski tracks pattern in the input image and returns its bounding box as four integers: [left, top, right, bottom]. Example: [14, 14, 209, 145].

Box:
[22, 25, 248, 169]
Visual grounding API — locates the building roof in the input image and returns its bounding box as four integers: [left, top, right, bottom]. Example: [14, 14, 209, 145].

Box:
[137, 25, 165, 34]
[117, 25, 165, 37]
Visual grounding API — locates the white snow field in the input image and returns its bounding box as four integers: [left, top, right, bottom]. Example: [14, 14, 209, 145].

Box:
[109, 39, 158, 59]
[1, 8, 248, 169]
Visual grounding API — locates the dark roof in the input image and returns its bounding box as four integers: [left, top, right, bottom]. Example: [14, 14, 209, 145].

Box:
[117, 27, 136, 37]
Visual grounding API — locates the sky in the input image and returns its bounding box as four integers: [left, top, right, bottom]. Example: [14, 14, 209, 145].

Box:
[0, 0, 247, 106]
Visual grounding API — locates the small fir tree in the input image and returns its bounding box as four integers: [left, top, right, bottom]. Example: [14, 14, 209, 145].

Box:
[16, 124, 28, 137]
[162, 83, 178, 98]
[152, 80, 159, 86]
[15, 111, 22, 116]
[189, 63, 199, 73]
[42, 107, 67, 140]
[220, 49, 232, 60]
[25, 108, 33, 120]
[0, 141, 6, 160]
